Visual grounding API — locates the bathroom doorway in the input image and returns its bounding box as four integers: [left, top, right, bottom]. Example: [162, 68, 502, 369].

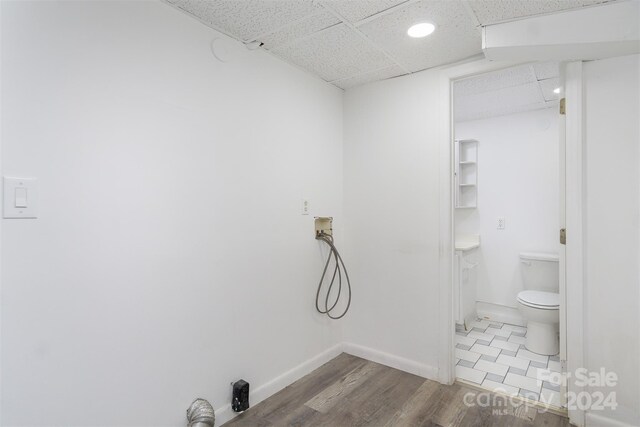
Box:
[449, 62, 568, 411]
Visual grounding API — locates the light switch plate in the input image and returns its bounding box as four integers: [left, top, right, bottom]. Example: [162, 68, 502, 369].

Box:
[4, 177, 38, 218]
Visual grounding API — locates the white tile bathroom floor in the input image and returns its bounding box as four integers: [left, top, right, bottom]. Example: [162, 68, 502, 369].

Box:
[455, 318, 564, 408]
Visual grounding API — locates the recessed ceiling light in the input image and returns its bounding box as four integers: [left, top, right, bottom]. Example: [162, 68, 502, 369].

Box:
[407, 22, 436, 38]
[553, 87, 561, 94]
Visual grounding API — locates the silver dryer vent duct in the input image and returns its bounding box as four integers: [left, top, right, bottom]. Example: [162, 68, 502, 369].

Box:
[186, 398, 215, 427]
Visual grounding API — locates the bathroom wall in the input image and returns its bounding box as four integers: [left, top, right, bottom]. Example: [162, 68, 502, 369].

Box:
[583, 54, 639, 426]
[455, 108, 559, 323]
[1, 1, 343, 425]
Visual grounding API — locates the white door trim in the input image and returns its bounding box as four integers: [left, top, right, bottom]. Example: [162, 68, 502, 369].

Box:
[437, 59, 525, 385]
[563, 60, 586, 427]
[437, 59, 586, 426]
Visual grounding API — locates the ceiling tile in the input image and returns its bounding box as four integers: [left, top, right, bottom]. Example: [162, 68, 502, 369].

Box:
[322, 0, 410, 23]
[455, 64, 537, 96]
[458, 101, 550, 122]
[533, 61, 560, 80]
[545, 100, 560, 109]
[467, 0, 615, 25]
[455, 81, 545, 121]
[271, 24, 395, 82]
[332, 65, 407, 89]
[539, 77, 561, 101]
[358, 0, 481, 73]
[166, 0, 320, 41]
[259, 11, 340, 50]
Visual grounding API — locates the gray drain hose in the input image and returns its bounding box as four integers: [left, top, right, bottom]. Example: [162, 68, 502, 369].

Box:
[186, 398, 215, 427]
[315, 232, 352, 319]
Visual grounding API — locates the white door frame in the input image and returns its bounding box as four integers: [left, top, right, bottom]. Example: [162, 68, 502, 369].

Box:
[436, 58, 524, 386]
[436, 59, 586, 426]
[562, 61, 586, 427]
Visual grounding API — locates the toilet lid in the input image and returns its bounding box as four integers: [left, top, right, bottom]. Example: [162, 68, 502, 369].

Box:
[517, 290, 559, 309]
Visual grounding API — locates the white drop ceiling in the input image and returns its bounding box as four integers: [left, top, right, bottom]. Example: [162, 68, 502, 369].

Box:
[454, 62, 560, 122]
[166, 0, 616, 89]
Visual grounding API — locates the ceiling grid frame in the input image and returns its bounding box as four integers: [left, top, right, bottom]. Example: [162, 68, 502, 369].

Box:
[163, 0, 621, 90]
[532, 63, 550, 104]
[467, 0, 617, 26]
[460, 0, 483, 28]
[348, 0, 419, 27]
[247, 8, 336, 45]
[454, 61, 561, 122]
[257, 12, 342, 50]
[317, 0, 413, 79]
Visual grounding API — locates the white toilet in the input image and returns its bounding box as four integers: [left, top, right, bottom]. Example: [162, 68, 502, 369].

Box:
[517, 252, 559, 355]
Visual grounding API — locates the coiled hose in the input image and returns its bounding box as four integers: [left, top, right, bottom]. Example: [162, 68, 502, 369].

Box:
[315, 232, 352, 319]
[186, 398, 215, 427]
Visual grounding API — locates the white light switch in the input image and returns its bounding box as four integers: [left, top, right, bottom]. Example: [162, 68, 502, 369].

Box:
[15, 187, 27, 208]
[4, 177, 38, 218]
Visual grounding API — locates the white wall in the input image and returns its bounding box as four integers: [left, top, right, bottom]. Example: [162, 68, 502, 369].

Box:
[0, 1, 343, 425]
[455, 109, 559, 320]
[583, 54, 640, 426]
[2, 2, 638, 425]
[342, 70, 442, 378]
[343, 55, 640, 425]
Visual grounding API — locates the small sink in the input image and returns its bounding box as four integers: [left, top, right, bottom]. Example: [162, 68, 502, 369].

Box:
[455, 234, 480, 251]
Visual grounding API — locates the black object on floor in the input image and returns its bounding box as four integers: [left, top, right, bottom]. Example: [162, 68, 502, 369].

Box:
[232, 380, 250, 412]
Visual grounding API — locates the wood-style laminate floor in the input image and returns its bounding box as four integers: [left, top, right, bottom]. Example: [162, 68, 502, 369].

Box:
[223, 353, 571, 427]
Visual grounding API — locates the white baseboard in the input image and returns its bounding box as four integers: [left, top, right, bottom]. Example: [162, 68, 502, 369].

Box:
[216, 342, 439, 425]
[215, 343, 344, 425]
[342, 342, 439, 381]
[476, 301, 525, 326]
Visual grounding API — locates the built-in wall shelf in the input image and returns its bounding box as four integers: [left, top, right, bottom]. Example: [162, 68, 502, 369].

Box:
[455, 139, 478, 209]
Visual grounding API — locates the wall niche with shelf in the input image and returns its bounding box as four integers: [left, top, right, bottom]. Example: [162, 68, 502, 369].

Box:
[455, 139, 478, 209]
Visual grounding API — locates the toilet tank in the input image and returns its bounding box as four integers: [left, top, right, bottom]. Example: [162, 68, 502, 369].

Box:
[520, 252, 559, 292]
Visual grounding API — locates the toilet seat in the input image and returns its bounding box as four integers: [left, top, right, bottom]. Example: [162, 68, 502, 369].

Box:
[517, 290, 559, 310]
